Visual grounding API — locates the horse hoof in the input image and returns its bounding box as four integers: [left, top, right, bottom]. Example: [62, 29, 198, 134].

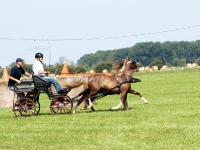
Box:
[67, 111, 72, 114]
[91, 107, 95, 111]
[141, 97, 148, 104]
[110, 108, 115, 110]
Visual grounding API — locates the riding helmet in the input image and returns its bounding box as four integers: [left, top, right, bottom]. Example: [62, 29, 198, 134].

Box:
[35, 52, 43, 58]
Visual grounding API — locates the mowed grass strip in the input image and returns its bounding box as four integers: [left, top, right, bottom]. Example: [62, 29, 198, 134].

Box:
[0, 69, 200, 150]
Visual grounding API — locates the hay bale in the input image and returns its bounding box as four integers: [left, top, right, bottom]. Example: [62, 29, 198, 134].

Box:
[139, 67, 145, 72]
[145, 66, 150, 72]
[160, 65, 169, 71]
[151, 66, 158, 71]
[0, 80, 8, 86]
[186, 63, 192, 68]
[0, 84, 16, 108]
[192, 63, 198, 68]
[102, 69, 108, 73]
[89, 70, 95, 73]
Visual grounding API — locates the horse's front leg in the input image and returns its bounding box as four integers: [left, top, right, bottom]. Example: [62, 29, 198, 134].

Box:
[110, 92, 127, 110]
[123, 93, 128, 110]
[73, 100, 82, 114]
[73, 94, 88, 113]
[129, 89, 148, 104]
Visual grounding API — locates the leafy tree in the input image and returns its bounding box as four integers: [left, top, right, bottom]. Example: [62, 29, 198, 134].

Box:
[68, 65, 76, 73]
[149, 59, 163, 70]
[93, 62, 113, 72]
[179, 58, 186, 67]
[74, 66, 87, 73]
[172, 58, 180, 66]
[195, 57, 200, 65]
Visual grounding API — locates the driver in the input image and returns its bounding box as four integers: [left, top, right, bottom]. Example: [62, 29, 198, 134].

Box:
[8, 58, 32, 98]
[32, 52, 68, 95]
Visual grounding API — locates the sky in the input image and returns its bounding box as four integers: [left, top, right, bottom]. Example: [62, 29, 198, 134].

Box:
[0, 0, 200, 67]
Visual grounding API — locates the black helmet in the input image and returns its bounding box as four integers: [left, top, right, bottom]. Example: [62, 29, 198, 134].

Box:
[35, 53, 43, 58]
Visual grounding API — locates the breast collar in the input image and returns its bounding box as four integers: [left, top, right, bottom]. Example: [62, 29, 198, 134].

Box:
[114, 73, 130, 88]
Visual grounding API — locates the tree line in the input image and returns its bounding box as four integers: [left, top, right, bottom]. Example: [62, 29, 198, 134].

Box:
[77, 40, 200, 69]
[1, 40, 200, 78]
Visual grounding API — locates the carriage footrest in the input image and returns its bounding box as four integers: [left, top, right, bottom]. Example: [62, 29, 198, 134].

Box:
[129, 78, 141, 83]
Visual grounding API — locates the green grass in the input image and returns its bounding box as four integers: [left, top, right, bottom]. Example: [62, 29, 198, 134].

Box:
[1, 68, 200, 150]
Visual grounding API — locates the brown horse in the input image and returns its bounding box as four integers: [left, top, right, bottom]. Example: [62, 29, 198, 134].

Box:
[72, 58, 148, 113]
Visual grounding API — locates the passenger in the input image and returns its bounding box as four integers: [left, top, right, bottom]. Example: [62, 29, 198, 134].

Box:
[32, 52, 68, 95]
[8, 58, 32, 98]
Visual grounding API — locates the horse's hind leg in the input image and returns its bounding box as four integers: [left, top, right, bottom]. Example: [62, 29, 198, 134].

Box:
[73, 100, 82, 114]
[129, 89, 148, 104]
[87, 98, 96, 111]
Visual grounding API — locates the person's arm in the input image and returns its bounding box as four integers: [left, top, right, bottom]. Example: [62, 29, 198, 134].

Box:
[24, 72, 32, 77]
[37, 70, 50, 74]
[9, 76, 21, 84]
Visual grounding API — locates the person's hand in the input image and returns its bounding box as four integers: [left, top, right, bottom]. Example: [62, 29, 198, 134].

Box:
[17, 80, 21, 84]
[45, 71, 51, 76]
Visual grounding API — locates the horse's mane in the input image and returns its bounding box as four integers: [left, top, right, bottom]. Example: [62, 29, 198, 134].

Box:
[112, 58, 130, 71]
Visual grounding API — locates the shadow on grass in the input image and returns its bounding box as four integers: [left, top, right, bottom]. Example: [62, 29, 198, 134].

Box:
[18, 107, 136, 117]
[77, 107, 135, 114]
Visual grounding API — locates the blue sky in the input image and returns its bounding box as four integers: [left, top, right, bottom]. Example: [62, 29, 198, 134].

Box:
[0, 0, 200, 67]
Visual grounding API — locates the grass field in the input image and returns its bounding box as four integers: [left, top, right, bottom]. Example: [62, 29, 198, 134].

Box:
[0, 69, 200, 150]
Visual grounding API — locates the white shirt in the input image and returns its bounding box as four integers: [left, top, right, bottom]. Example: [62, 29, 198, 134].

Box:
[33, 60, 45, 76]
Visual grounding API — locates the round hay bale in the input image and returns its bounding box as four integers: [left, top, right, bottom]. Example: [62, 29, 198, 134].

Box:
[139, 67, 145, 72]
[145, 66, 150, 72]
[89, 70, 95, 73]
[186, 63, 192, 68]
[192, 63, 198, 68]
[151, 66, 158, 71]
[160, 65, 169, 71]
[102, 69, 108, 73]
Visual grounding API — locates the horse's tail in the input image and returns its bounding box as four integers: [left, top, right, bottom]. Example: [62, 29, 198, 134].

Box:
[77, 88, 90, 97]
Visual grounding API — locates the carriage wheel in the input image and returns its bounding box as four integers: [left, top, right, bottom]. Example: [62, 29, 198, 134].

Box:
[13, 98, 36, 117]
[35, 100, 40, 115]
[50, 95, 73, 114]
[27, 93, 40, 115]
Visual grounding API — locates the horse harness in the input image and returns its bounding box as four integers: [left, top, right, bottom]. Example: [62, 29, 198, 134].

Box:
[114, 73, 131, 90]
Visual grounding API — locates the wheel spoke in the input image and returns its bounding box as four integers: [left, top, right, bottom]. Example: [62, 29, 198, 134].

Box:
[50, 96, 73, 115]
[13, 98, 36, 117]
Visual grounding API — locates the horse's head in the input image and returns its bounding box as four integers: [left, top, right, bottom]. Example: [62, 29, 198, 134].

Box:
[113, 58, 140, 72]
[120, 58, 140, 72]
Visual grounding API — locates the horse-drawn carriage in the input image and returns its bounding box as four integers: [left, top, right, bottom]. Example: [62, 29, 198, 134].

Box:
[12, 58, 148, 117]
[13, 75, 73, 117]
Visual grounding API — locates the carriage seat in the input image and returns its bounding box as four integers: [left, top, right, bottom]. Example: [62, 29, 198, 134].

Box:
[32, 75, 51, 90]
[14, 80, 34, 93]
[32, 75, 71, 97]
